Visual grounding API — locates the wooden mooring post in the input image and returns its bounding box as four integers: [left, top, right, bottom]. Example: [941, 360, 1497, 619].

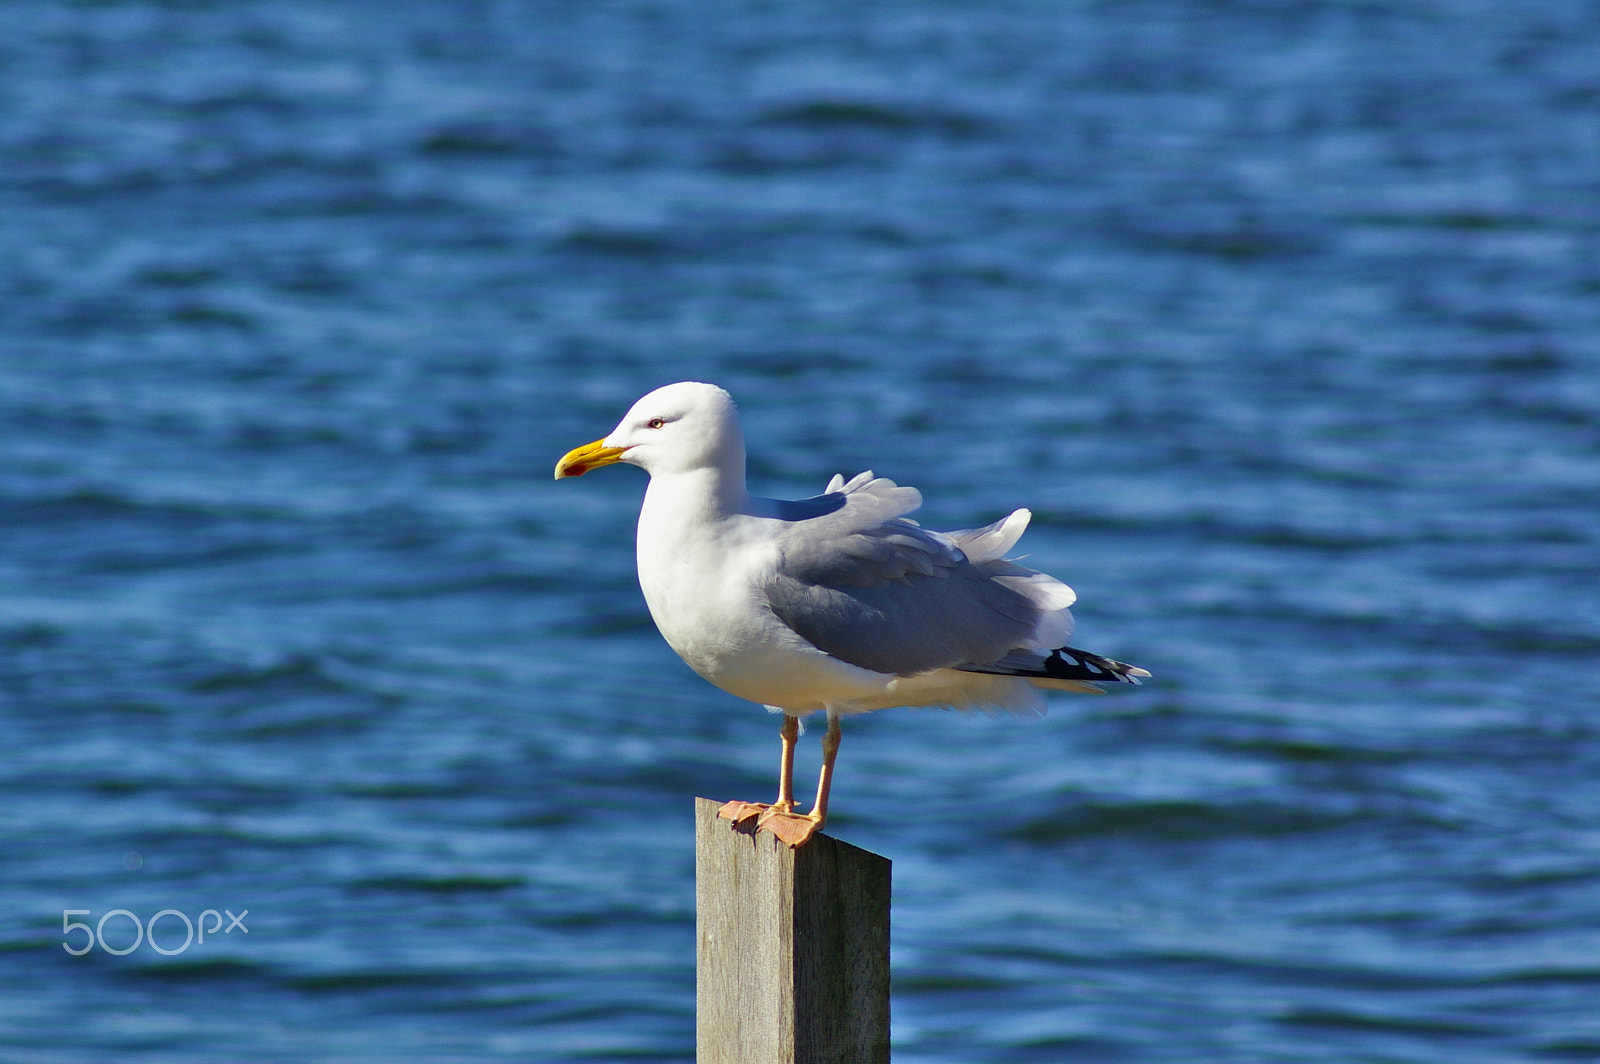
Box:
[695, 797, 892, 1064]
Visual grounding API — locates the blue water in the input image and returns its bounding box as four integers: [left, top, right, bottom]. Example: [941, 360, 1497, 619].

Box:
[3, 1, 1599, 1060]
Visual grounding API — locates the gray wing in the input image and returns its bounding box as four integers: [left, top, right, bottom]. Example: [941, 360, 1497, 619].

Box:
[762, 472, 1049, 676]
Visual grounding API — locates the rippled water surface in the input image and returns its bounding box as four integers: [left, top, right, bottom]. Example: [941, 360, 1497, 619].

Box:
[3, 1, 1599, 1061]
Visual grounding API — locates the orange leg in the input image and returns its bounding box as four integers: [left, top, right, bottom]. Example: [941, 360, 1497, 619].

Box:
[775, 713, 799, 811]
[718, 713, 842, 848]
[717, 715, 800, 827]
[758, 711, 840, 848]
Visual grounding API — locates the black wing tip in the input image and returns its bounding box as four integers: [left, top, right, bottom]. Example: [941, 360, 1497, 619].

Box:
[957, 645, 1151, 685]
[1050, 646, 1150, 685]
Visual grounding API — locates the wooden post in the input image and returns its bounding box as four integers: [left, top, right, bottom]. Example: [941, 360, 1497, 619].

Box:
[695, 797, 891, 1064]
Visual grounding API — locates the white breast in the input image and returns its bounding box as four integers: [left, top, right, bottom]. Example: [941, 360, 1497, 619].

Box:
[635, 504, 890, 713]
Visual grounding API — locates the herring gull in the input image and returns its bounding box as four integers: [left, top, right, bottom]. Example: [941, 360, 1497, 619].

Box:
[555, 382, 1148, 846]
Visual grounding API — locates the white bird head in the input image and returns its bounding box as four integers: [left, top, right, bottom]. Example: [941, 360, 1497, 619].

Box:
[554, 382, 744, 480]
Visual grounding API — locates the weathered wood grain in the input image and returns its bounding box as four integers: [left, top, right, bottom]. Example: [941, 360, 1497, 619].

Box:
[696, 797, 891, 1064]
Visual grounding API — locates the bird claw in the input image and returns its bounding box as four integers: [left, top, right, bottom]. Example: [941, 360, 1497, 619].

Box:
[757, 809, 823, 848]
[716, 800, 769, 828]
[716, 800, 821, 847]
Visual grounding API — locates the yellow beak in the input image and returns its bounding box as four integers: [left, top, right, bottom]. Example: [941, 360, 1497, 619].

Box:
[554, 438, 629, 479]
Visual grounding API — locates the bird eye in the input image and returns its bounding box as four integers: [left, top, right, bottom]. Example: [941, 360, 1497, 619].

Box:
[647, 417, 666, 429]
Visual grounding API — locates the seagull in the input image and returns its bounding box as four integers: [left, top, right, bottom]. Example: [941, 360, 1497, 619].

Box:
[555, 382, 1148, 846]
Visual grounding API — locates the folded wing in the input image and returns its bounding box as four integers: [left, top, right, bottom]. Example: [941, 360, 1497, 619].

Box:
[762, 472, 1076, 677]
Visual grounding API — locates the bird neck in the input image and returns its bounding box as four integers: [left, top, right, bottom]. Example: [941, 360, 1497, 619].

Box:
[642, 461, 750, 526]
